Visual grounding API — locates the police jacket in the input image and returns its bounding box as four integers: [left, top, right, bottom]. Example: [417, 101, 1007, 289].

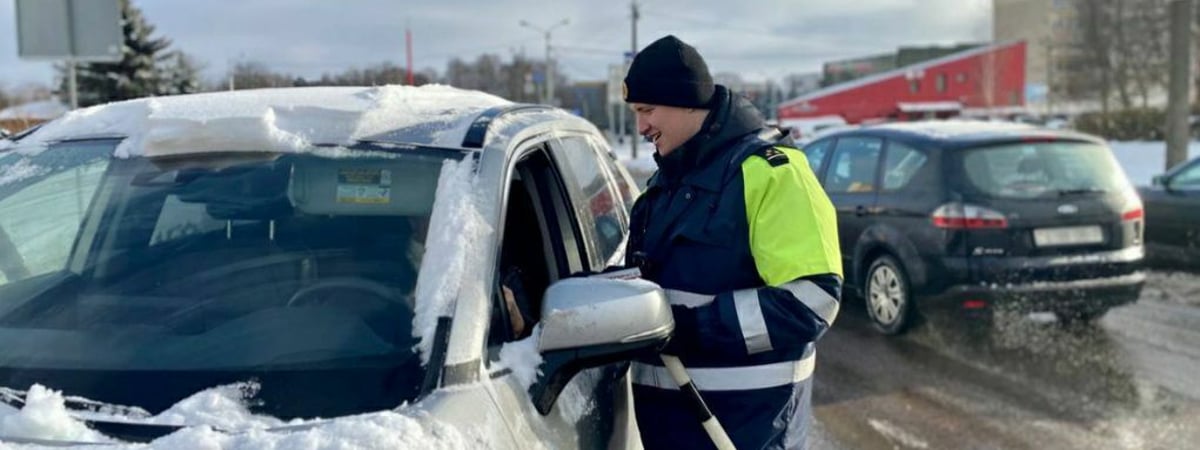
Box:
[627, 85, 843, 391]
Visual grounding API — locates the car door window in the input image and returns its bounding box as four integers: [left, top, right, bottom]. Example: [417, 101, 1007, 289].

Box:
[590, 136, 638, 216]
[491, 146, 584, 345]
[551, 136, 625, 269]
[0, 142, 111, 286]
[1171, 161, 1200, 188]
[882, 141, 928, 191]
[801, 138, 834, 177]
[826, 137, 883, 194]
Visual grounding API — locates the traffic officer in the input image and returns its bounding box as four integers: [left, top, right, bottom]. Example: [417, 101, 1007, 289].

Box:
[623, 35, 843, 449]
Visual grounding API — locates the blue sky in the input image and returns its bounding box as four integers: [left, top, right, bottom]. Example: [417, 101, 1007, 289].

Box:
[0, 0, 991, 89]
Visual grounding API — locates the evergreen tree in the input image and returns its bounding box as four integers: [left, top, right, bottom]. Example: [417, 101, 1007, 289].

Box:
[160, 51, 202, 96]
[57, 0, 173, 107]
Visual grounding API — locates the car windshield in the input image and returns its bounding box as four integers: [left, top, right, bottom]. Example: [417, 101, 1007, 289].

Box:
[0, 139, 458, 419]
[960, 141, 1134, 199]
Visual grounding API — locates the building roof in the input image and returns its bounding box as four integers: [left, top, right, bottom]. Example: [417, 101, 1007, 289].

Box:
[780, 40, 1025, 108]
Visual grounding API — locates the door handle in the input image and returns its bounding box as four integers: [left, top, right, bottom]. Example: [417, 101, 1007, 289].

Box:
[855, 205, 868, 217]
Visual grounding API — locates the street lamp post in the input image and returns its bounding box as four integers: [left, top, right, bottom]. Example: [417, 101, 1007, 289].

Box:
[519, 18, 569, 105]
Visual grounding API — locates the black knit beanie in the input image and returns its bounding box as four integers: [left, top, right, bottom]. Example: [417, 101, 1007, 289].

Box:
[623, 35, 715, 109]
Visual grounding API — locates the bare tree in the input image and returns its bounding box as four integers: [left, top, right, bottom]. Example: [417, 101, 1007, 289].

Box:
[1065, 0, 1171, 111]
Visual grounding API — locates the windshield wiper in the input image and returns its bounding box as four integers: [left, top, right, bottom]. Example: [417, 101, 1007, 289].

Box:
[1058, 187, 1107, 196]
[1, 386, 186, 444]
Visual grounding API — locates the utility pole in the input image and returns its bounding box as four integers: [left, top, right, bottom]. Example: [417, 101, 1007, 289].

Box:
[406, 21, 414, 86]
[1166, 0, 1194, 171]
[630, 0, 640, 159]
[520, 18, 569, 105]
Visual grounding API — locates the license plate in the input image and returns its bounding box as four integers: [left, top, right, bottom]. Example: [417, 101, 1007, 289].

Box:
[1033, 226, 1104, 247]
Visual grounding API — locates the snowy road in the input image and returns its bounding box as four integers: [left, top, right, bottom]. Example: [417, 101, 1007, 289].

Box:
[811, 272, 1200, 450]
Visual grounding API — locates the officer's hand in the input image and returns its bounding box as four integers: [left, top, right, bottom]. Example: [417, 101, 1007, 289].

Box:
[662, 305, 697, 356]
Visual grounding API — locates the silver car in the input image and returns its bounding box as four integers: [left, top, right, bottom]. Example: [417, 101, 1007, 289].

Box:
[0, 86, 672, 448]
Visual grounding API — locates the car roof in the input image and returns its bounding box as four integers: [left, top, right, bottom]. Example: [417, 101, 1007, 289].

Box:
[1, 85, 593, 158]
[813, 120, 1105, 150]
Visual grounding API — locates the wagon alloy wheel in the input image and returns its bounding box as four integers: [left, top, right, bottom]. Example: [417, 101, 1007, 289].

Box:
[865, 255, 914, 335]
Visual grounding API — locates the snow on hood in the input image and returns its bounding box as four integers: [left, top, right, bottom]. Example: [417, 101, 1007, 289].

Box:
[0, 385, 115, 444]
[411, 157, 494, 365]
[3, 85, 511, 158]
[143, 411, 489, 450]
[0, 384, 489, 448]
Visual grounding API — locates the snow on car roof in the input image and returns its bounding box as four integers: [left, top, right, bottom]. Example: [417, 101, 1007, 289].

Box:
[1, 85, 511, 158]
[871, 120, 1038, 138]
[868, 120, 1104, 146]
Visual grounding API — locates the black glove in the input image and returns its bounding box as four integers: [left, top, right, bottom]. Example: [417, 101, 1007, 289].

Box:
[661, 305, 697, 356]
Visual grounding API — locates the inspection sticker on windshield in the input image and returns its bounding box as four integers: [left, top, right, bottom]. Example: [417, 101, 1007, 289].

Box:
[1033, 225, 1104, 247]
[336, 168, 392, 204]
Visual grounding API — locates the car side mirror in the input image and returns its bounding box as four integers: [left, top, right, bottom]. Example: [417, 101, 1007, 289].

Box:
[529, 277, 673, 415]
[1152, 175, 1167, 188]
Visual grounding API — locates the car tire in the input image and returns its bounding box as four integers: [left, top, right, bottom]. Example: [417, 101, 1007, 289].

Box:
[864, 255, 914, 335]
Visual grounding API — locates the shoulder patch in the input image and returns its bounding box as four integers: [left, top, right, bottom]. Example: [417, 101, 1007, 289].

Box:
[755, 146, 789, 167]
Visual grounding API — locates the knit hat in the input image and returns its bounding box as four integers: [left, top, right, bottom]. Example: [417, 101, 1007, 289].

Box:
[623, 35, 715, 108]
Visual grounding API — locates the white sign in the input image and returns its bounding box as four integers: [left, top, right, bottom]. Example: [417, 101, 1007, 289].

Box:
[607, 64, 628, 105]
[16, 0, 122, 62]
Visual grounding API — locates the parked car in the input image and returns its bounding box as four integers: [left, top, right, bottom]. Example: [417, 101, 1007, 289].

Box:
[1139, 156, 1200, 268]
[779, 115, 848, 143]
[0, 86, 667, 447]
[799, 121, 1145, 334]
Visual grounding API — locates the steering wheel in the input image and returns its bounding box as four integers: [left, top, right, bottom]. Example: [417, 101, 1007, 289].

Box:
[286, 277, 407, 308]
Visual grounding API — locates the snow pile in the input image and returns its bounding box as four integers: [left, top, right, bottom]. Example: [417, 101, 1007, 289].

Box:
[411, 157, 494, 365]
[4, 85, 510, 159]
[139, 383, 285, 431]
[0, 384, 488, 449]
[140, 411, 488, 450]
[495, 333, 544, 391]
[0, 385, 114, 444]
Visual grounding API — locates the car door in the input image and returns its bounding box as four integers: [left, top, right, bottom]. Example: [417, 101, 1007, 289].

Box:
[546, 134, 636, 447]
[1144, 159, 1200, 263]
[820, 135, 884, 276]
[484, 140, 631, 450]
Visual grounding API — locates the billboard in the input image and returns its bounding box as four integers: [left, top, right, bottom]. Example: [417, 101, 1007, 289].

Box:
[16, 0, 122, 62]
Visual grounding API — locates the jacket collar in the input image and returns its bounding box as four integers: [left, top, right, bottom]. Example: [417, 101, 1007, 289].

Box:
[650, 85, 766, 192]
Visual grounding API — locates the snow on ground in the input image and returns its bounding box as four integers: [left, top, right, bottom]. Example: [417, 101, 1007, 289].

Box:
[1141, 271, 1200, 308]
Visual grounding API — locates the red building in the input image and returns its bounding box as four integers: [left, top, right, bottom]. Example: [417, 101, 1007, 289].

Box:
[778, 41, 1027, 125]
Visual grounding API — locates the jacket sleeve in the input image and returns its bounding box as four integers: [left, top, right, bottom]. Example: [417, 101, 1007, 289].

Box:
[666, 146, 843, 359]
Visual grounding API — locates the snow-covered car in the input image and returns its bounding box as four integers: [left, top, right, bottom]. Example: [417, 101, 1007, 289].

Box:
[0, 86, 671, 448]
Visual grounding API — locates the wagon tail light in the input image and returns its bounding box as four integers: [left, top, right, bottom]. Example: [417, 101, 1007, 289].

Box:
[1121, 196, 1144, 244]
[931, 203, 1009, 229]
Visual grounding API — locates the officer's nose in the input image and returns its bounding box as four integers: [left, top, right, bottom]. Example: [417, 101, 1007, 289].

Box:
[636, 117, 651, 137]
